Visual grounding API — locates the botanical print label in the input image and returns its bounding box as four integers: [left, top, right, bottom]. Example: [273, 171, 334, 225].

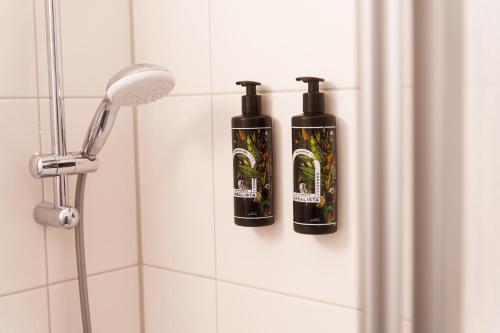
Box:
[292, 126, 336, 225]
[232, 127, 273, 218]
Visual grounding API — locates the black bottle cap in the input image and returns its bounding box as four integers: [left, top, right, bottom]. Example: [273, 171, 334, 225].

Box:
[236, 81, 262, 115]
[296, 77, 325, 114]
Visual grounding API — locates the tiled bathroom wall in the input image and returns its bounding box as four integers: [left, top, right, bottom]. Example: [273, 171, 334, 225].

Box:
[0, 0, 140, 332]
[133, 0, 414, 332]
[1, 0, 416, 332]
[134, 0, 360, 328]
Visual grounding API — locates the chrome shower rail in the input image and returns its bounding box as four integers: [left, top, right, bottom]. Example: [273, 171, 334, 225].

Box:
[30, 0, 97, 229]
[46, 0, 68, 209]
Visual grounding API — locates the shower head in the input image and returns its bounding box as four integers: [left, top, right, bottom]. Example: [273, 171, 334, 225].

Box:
[106, 64, 175, 107]
[82, 64, 175, 159]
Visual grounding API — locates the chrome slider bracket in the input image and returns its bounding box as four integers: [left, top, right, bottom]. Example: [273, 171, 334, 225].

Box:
[30, 152, 99, 179]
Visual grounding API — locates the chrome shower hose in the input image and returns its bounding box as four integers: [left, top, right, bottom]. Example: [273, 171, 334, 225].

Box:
[75, 174, 92, 333]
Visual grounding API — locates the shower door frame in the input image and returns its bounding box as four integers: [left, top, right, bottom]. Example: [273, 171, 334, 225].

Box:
[360, 0, 464, 332]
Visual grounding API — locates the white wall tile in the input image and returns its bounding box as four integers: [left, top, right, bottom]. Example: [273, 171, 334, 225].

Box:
[133, 0, 211, 95]
[218, 281, 360, 333]
[463, 87, 500, 333]
[49, 267, 140, 333]
[143, 266, 216, 333]
[0, 100, 47, 295]
[35, 0, 132, 97]
[40, 99, 138, 282]
[213, 90, 360, 308]
[211, 0, 357, 93]
[33, 0, 48, 97]
[138, 96, 215, 277]
[0, 0, 38, 97]
[0, 288, 49, 333]
[465, 0, 500, 85]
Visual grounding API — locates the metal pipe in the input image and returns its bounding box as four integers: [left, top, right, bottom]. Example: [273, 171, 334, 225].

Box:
[359, 0, 380, 331]
[45, 0, 68, 208]
[413, 0, 464, 332]
[382, 1, 403, 332]
[360, 0, 402, 332]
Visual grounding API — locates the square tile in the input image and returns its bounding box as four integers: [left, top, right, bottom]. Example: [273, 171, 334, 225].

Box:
[0, 0, 38, 97]
[465, 0, 500, 85]
[143, 266, 216, 333]
[211, 0, 357, 92]
[463, 87, 500, 333]
[217, 281, 359, 333]
[138, 95, 215, 277]
[35, 0, 132, 97]
[0, 288, 49, 333]
[0, 100, 47, 295]
[40, 99, 138, 282]
[133, 0, 211, 95]
[212, 90, 360, 308]
[49, 267, 140, 333]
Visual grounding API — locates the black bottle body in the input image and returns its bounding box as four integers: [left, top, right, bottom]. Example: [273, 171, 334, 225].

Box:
[292, 113, 337, 234]
[232, 115, 274, 226]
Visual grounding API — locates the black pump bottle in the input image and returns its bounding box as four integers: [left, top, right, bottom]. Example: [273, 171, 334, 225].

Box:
[232, 81, 274, 227]
[292, 77, 337, 234]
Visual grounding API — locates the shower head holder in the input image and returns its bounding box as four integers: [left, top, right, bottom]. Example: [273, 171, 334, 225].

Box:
[30, 152, 99, 179]
[29, 151, 99, 229]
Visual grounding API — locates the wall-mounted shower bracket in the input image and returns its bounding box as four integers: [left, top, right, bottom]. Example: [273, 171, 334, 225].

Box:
[30, 153, 99, 179]
[29, 152, 98, 228]
[33, 201, 80, 229]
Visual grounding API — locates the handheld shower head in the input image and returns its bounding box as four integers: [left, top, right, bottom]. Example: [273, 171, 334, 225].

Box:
[106, 64, 175, 107]
[82, 64, 175, 158]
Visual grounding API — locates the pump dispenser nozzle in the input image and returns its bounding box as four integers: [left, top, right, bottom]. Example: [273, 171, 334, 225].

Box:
[296, 77, 325, 114]
[236, 81, 262, 115]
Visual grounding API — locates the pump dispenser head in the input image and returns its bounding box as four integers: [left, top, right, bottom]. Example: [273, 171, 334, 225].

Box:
[236, 81, 262, 115]
[296, 77, 325, 114]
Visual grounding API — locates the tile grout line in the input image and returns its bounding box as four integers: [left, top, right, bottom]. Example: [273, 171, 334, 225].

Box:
[48, 264, 141, 287]
[0, 264, 140, 299]
[144, 264, 215, 281]
[0, 284, 48, 299]
[216, 278, 361, 312]
[0, 96, 102, 100]
[0, 96, 41, 100]
[127, 1, 146, 332]
[207, 0, 219, 331]
[31, 0, 53, 331]
[167, 86, 360, 97]
[143, 264, 362, 313]
[133, 89, 147, 333]
[0, 87, 362, 100]
[355, 0, 369, 318]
